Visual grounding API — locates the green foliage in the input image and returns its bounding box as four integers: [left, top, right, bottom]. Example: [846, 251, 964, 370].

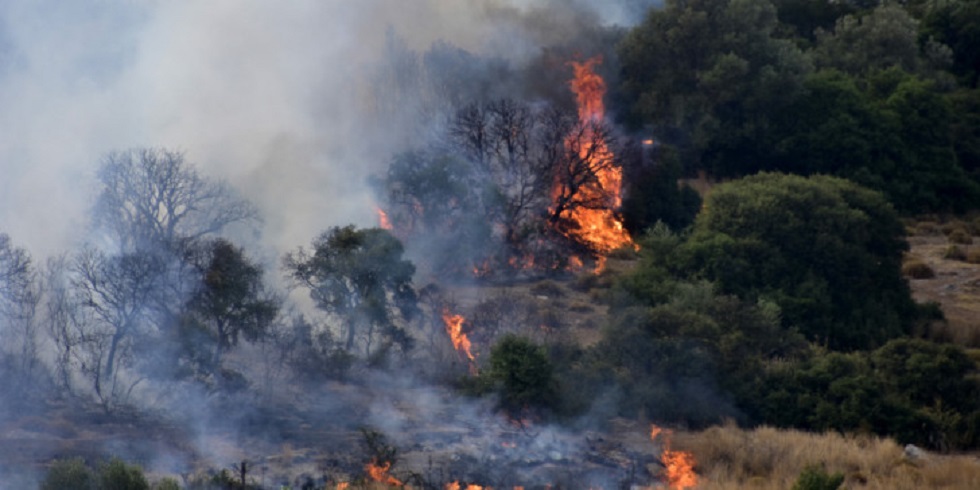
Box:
[678, 173, 914, 350]
[618, 0, 812, 175]
[284, 225, 418, 358]
[41, 458, 150, 490]
[178, 238, 280, 380]
[921, 0, 980, 88]
[98, 458, 149, 490]
[597, 280, 805, 426]
[792, 465, 844, 490]
[487, 335, 558, 416]
[622, 149, 702, 233]
[743, 338, 980, 449]
[41, 458, 96, 490]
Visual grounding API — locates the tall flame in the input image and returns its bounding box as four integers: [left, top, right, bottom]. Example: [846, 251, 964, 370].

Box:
[442, 307, 475, 363]
[553, 56, 634, 264]
[650, 424, 698, 490]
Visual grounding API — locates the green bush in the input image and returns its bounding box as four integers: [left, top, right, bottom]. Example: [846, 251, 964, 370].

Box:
[41, 458, 96, 490]
[487, 335, 557, 416]
[99, 458, 149, 490]
[792, 465, 844, 490]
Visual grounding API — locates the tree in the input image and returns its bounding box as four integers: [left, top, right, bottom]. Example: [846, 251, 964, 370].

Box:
[0, 233, 42, 380]
[93, 148, 258, 253]
[812, 5, 947, 78]
[70, 247, 165, 409]
[617, 0, 812, 175]
[678, 173, 915, 350]
[283, 226, 418, 358]
[920, 0, 980, 88]
[179, 239, 280, 375]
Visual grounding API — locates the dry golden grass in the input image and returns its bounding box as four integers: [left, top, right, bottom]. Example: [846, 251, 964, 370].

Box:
[672, 423, 980, 489]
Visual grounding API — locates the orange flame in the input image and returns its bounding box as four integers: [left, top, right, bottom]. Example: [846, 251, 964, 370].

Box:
[553, 56, 635, 261]
[377, 208, 393, 231]
[650, 424, 698, 490]
[366, 459, 403, 486]
[337, 483, 349, 490]
[442, 307, 475, 363]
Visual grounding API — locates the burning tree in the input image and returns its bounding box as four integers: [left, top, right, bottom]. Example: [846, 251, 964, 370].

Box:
[375, 56, 635, 278]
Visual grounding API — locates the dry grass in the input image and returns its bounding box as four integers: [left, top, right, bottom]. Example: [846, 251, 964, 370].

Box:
[673, 423, 980, 489]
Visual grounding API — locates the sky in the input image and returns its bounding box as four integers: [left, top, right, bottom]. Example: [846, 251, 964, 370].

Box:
[0, 0, 655, 258]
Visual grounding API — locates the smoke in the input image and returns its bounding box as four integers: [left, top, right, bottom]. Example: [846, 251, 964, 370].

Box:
[0, 1, 681, 486]
[0, 0, 653, 259]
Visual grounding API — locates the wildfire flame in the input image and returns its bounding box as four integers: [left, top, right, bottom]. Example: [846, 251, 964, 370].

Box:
[650, 424, 698, 490]
[552, 56, 634, 264]
[377, 208, 393, 231]
[366, 459, 403, 486]
[442, 307, 476, 363]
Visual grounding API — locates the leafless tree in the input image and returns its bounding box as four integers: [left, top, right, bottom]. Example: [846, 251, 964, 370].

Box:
[70, 247, 164, 410]
[93, 148, 258, 253]
[543, 115, 622, 225]
[0, 233, 43, 382]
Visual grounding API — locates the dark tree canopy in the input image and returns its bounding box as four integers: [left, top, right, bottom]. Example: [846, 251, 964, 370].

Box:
[284, 226, 417, 357]
[180, 239, 280, 374]
[677, 172, 914, 350]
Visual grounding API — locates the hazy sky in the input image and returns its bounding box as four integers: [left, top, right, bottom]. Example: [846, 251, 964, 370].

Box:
[0, 0, 651, 257]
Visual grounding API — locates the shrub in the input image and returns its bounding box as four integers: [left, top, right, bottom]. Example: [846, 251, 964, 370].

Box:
[915, 221, 941, 236]
[902, 259, 936, 279]
[941, 221, 968, 236]
[944, 245, 968, 260]
[487, 335, 557, 416]
[949, 229, 974, 244]
[967, 248, 980, 264]
[791, 465, 846, 490]
[99, 458, 149, 490]
[40, 458, 96, 490]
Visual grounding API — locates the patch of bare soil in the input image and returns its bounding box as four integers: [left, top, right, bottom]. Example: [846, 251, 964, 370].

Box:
[905, 234, 980, 345]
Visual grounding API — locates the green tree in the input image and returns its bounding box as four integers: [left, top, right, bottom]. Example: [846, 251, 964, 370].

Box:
[40, 458, 95, 490]
[621, 149, 702, 233]
[678, 173, 914, 350]
[98, 458, 149, 490]
[284, 226, 417, 358]
[921, 0, 980, 88]
[813, 5, 948, 78]
[184, 239, 280, 369]
[618, 0, 812, 175]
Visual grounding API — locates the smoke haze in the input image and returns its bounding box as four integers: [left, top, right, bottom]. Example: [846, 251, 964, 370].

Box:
[0, 0, 657, 258]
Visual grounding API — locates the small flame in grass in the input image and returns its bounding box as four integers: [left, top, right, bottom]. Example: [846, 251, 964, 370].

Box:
[377, 208, 393, 231]
[366, 459, 403, 486]
[442, 307, 476, 366]
[336, 483, 349, 490]
[650, 424, 698, 490]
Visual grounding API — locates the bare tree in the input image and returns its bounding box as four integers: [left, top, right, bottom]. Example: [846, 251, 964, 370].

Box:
[544, 116, 622, 225]
[93, 148, 258, 253]
[0, 233, 43, 383]
[70, 247, 164, 410]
